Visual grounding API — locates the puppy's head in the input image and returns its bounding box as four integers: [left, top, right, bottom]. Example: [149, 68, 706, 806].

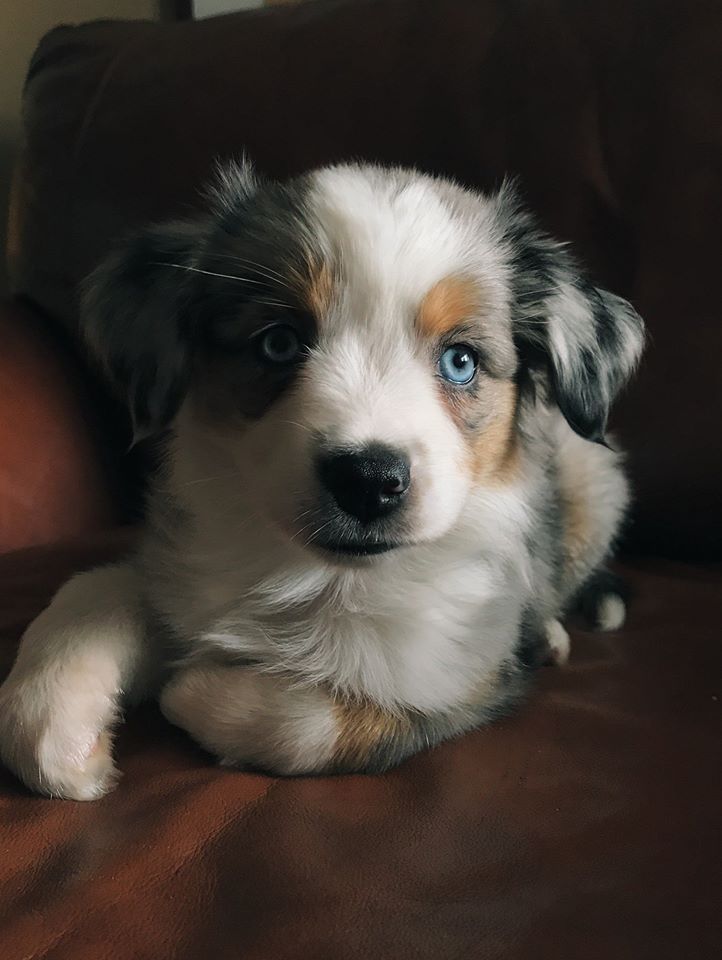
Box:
[83, 161, 643, 560]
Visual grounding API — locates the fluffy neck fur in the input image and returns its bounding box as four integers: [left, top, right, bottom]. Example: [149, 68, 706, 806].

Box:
[140, 409, 539, 714]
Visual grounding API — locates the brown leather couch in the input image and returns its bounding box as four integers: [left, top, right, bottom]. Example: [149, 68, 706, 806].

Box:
[1, 2, 720, 957]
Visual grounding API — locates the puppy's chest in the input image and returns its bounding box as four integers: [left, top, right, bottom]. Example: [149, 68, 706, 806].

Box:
[196, 558, 525, 713]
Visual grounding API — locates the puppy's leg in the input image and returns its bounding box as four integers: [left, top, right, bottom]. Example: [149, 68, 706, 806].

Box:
[0, 563, 148, 800]
[544, 619, 571, 666]
[160, 663, 483, 776]
[575, 568, 628, 632]
[553, 427, 632, 657]
[160, 665, 340, 775]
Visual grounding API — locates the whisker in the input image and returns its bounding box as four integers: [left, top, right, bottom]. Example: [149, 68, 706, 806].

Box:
[177, 471, 243, 488]
[209, 253, 291, 285]
[278, 419, 314, 436]
[152, 262, 268, 285]
[290, 507, 335, 544]
[290, 515, 324, 543]
[290, 506, 316, 528]
[303, 518, 335, 547]
[254, 297, 295, 310]
[155, 263, 298, 313]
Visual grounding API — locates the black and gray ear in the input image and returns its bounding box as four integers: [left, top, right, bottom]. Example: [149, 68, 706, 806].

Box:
[81, 159, 261, 440]
[520, 278, 645, 442]
[495, 185, 645, 442]
[80, 219, 206, 440]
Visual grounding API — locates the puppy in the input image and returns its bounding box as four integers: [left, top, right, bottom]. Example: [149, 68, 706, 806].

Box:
[0, 162, 644, 799]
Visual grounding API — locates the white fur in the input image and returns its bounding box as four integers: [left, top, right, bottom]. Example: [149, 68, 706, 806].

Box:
[160, 665, 338, 773]
[545, 620, 571, 666]
[0, 564, 147, 799]
[596, 594, 626, 632]
[554, 414, 630, 595]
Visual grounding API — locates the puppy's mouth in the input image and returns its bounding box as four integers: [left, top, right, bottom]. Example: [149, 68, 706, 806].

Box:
[312, 537, 401, 558]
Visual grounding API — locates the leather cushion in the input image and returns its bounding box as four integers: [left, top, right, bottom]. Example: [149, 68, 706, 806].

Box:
[0, 300, 117, 552]
[0, 538, 719, 959]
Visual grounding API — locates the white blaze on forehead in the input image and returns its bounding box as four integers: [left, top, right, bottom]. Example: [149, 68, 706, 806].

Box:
[308, 166, 475, 321]
[306, 165, 513, 359]
[302, 166, 474, 451]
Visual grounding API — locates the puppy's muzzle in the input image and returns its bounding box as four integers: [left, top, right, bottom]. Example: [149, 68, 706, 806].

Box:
[317, 444, 410, 524]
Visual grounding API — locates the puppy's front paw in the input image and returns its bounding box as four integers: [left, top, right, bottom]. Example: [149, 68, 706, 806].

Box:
[545, 619, 571, 666]
[0, 679, 120, 801]
[576, 570, 628, 632]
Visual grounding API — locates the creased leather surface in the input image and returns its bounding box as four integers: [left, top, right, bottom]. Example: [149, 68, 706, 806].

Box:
[8, 0, 722, 559]
[1, 542, 719, 960]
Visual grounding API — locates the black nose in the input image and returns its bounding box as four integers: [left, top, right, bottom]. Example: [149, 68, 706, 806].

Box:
[318, 445, 411, 523]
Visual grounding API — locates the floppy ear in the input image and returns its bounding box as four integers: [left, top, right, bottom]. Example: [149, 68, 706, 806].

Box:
[525, 277, 645, 442]
[80, 220, 206, 441]
[495, 185, 645, 441]
[81, 158, 261, 440]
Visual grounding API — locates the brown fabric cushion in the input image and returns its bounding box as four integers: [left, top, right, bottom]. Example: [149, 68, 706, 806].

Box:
[0, 540, 719, 959]
[0, 300, 118, 553]
[8, 0, 722, 558]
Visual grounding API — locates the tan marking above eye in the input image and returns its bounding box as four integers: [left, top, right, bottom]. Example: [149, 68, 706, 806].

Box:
[303, 261, 334, 320]
[416, 275, 481, 339]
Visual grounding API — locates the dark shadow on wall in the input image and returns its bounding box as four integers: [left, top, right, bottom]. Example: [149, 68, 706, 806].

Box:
[159, 1, 192, 18]
[0, 137, 17, 297]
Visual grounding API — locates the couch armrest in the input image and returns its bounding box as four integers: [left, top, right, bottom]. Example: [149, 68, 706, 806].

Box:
[0, 299, 117, 553]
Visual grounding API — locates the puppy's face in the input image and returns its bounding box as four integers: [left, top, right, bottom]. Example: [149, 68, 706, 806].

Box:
[188, 168, 520, 556]
[83, 163, 644, 560]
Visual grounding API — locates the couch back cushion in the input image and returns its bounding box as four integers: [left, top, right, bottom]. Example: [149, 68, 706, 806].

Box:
[8, 0, 722, 559]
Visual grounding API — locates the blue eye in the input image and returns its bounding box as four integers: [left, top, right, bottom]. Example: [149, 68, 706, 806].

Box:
[257, 325, 301, 364]
[438, 344, 478, 384]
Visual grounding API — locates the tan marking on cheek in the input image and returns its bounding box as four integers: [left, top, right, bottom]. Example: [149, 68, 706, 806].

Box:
[417, 275, 481, 338]
[332, 697, 411, 769]
[471, 380, 520, 486]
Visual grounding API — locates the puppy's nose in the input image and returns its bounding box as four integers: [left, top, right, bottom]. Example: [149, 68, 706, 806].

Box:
[318, 445, 411, 523]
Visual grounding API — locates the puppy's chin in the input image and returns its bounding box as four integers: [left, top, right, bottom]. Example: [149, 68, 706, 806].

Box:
[310, 537, 405, 563]
[276, 503, 467, 565]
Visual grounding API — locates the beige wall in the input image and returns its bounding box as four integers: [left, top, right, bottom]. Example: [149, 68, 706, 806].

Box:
[0, 1, 162, 295]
